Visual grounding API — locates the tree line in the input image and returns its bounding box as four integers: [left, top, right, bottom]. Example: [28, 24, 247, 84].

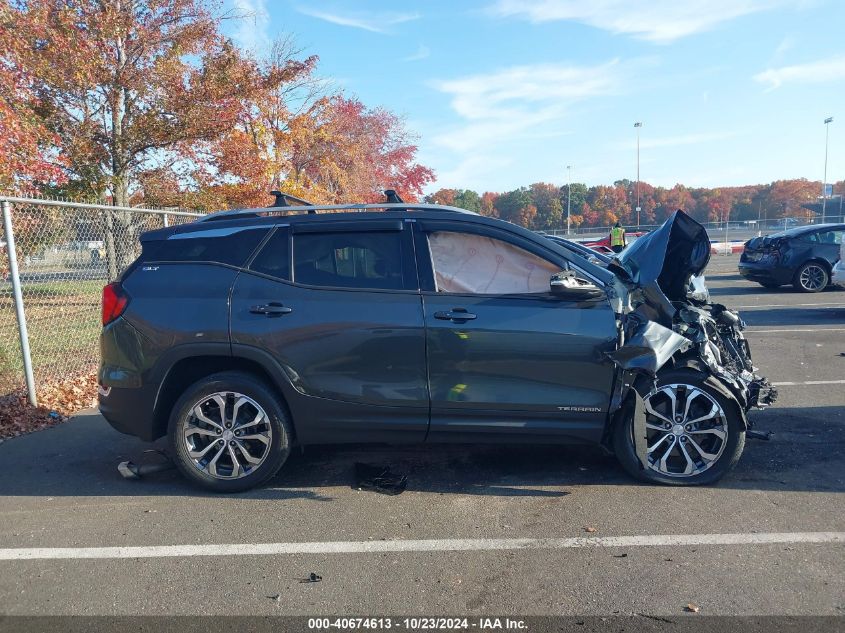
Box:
[425, 178, 845, 230]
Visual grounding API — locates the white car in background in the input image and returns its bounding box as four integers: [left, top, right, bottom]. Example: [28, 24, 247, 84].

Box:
[832, 239, 845, 286]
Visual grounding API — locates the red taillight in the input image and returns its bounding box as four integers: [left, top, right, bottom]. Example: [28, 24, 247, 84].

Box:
[102, 282, 129, 326]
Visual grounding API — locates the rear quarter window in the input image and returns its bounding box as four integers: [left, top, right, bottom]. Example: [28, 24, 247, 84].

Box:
[140, 226, 270, 267]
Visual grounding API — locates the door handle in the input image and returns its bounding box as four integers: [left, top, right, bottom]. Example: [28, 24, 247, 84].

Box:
[249, 302, 292, 316]
[434, 308, 477, 322]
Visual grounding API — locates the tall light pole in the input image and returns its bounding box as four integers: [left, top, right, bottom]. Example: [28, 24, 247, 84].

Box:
[566, 165, 572, 235]
[822, 116, 833, 222]
[634, 122, 643, 227]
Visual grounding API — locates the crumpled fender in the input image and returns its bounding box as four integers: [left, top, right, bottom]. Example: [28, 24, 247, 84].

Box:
[608, 317, 688, 376]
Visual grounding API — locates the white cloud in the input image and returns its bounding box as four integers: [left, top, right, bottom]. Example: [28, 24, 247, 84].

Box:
[402, 44, 431, 62]
[754, 55, 845, 90]
[427, 60, 624, 188]
[231, 0, 270, 52]
[488, 0, 789, 43]
[432, 60, 621, 123]
[296, 7, 420, 33]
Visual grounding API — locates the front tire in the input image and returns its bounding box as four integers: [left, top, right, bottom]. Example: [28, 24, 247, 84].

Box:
[613, 369, 745, 486]
[167, 371, 292, 492]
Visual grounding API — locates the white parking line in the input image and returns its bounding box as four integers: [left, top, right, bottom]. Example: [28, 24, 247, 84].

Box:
[0, 532, 842, 561]
[746, 327, 845, 333]
[772, 379, 845, 386]
[736, 302, 845, 309]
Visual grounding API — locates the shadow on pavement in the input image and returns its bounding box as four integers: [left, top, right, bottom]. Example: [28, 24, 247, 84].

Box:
[0, 404, 842, 498]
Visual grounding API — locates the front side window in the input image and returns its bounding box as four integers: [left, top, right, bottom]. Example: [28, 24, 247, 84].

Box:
[427, 231, 561, 294]
[293, 231, 405, 290]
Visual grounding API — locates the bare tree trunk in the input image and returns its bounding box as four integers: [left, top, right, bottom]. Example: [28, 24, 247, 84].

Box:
[105, 2, 138, 278]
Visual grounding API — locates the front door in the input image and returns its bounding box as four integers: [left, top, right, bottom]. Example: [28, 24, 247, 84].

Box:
[414, 221, 619, 443]
[230, 220, 429, 444]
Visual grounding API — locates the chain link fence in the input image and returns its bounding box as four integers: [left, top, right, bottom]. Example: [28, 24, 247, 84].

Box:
[0, 197, 204, 404]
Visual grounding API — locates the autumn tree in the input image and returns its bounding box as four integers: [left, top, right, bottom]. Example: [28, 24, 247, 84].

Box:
[208, 91, 434, 208]
[10, 0, 283, 275]
[528, 183, 563, 229]
[0, 2, 65, 191]
[425, 188, 457, 206]
[479, 191, 498, 217]
[280, 96, 434, 203]
[495, 188, 533, 227]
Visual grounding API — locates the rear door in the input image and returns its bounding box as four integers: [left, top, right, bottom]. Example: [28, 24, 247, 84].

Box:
[813, 228, 845, 267]
[413, 220, 619, 443]
[230, 219, 429, 444]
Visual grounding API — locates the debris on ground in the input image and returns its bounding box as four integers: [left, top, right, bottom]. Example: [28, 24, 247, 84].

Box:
[584, 526, 597, 533]
[299, 573, 322, 583]
[613, 553, 628, 558]
[684, 603, 701, 613]
[354, 462, 407, 495]
[118, 451, 175, 479]
[267, 593, 281, 602]
[0, 372, 98, 439]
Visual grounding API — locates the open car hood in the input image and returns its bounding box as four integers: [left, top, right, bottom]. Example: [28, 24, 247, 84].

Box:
[609, 210, 711, 301]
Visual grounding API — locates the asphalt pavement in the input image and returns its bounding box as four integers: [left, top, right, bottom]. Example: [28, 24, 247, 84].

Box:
[0, 253, 843, 620]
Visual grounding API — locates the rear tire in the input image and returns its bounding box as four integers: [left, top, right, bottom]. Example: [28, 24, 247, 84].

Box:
[793, 262, 829, 293]
[167, 371, 292, 492]
[613, 368, 745, 486]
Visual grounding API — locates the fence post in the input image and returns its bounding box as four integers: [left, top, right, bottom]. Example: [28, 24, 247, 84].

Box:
[1, 200, 37, 406]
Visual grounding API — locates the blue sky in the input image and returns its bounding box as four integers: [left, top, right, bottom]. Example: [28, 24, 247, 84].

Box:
[223, 0, 844, 194]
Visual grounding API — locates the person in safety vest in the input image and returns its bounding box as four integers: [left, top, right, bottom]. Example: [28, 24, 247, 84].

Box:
[610, 221, 626, 253]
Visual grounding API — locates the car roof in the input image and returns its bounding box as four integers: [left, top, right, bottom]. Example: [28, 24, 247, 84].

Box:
[772, 223, 845, 238]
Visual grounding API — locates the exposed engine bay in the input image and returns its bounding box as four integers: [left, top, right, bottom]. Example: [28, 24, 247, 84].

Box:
[604, 211, 777, 430]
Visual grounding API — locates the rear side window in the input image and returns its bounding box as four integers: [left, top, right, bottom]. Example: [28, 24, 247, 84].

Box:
[249, 228, 290, 280]
[816, 230, 844, 245]
[141, 226, 269, 267]
[293, 231, 406, 290]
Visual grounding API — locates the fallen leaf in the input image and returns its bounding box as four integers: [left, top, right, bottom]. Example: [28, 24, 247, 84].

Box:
[584, 526, 597, 533]
[685, 603, 700, 613]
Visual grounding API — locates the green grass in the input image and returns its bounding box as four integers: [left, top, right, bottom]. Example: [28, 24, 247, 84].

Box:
[0, 279, 102, 393]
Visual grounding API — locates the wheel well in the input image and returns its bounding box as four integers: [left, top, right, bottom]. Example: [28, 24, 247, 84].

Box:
[152, 355, 294, 441]
[800, 258, 832, 273]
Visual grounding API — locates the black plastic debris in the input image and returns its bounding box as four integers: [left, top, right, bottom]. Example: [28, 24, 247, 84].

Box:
[299, 573, 322, 584]
[118, 450, 175, 480]
[354, 462, 407, 495]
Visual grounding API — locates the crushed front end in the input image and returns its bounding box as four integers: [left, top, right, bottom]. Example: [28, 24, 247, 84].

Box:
[607, 210, 777, 425]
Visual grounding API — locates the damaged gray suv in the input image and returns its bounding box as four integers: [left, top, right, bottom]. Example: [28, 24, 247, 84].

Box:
[98, 196, 777, 492]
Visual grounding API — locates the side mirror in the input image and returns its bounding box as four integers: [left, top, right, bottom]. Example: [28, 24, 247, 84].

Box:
[550, 271, 605, 300]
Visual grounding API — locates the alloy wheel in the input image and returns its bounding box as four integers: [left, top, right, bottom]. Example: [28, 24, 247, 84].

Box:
[182, 392, 272, 479]
[642, 384, 728, 478]
[799, 264, 827, 291]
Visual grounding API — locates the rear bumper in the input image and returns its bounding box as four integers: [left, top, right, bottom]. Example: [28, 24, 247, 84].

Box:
[98, 384, 158, 441]
[738, 261, 792, 285]
[98, 317, 157, 441]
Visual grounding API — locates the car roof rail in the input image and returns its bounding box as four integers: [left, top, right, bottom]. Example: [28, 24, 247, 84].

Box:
[197, 203, 476, 223]
[269, 190, 315, 209]
[196, 187, 475, 223]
